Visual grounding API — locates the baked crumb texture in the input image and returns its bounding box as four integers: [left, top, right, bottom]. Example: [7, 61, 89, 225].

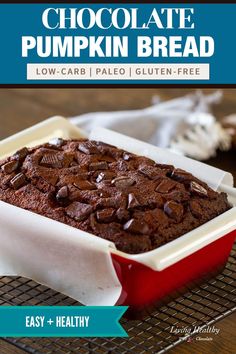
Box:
[0, 139, 231, 254]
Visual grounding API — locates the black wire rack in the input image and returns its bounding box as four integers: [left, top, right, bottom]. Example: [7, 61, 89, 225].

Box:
[0, 243, 235, 354]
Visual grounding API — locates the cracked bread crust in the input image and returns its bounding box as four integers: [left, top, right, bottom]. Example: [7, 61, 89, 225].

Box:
[0, 139, 231, 254]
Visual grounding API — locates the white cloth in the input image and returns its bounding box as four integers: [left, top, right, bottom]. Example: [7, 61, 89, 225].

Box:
[70, 90, 231, 161]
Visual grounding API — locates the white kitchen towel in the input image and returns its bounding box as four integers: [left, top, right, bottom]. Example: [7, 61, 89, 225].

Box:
[70, 90, 231, 161]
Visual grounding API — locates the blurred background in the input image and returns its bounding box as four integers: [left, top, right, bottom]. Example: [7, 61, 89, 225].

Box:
[0, 88, 235, 181]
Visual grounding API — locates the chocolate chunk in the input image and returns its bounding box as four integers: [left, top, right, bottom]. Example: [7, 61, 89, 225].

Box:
[89, 161, 108, 171]
[65, 201, 93, 221]
[78, 141, 99, 155]
[123, 219, 150, 234]
[117, 160, 129, 172]
[127, 193, 140, 209]
[123, 152, 132, 161]
[116, 207, 130, 221]
[59, 154, 74, 168]
[155, 179, 176, 193]
[164, 201, 184, 222]
[67, 187, 83, 202]
[96, 208, 115, 223]
[138, 165, 164, 180]
[97, 197, 119, 208]
[74, 180, 96, 190]
[2, 160, 19, 174]
[96, 171, 116, 183]
[111, 176, 135, 189]
[31, 175, 55, 193]
[56, 186, 68, 200]
[38, 170, 59, 186]
[49, 138, 64, 147]
[96, 172, 106, 183]
[10, 173, 27, 190]
[14, 147, 29, 162]
[40, 153, 61, 168]
[190, 200, 202, 219]
[171, 168, 193, 183]
[190, 181, 208, 197]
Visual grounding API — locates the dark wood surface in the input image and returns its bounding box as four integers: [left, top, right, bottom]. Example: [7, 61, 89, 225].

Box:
[0, 88, 235, 354]
[0, 340, 26, 354]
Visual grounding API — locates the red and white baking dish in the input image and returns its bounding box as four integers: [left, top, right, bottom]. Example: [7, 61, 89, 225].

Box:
[0, 117, 235, 313]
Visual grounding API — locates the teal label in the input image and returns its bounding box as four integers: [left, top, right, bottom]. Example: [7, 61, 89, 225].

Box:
[0, 306, 128, 337]
[0, 4, 235, 84]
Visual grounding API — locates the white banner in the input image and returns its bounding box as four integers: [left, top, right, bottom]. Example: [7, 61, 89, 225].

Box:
[27, 63, 209, 80]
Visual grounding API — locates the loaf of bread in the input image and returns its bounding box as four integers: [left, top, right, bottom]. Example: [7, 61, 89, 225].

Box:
[0, 138, 231, 254]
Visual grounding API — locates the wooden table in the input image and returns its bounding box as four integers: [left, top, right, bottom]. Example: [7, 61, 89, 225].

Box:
[0, 88, 235, 354]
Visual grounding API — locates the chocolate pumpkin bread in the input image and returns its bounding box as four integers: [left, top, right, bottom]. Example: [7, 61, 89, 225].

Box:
[0, 139, 231, 254]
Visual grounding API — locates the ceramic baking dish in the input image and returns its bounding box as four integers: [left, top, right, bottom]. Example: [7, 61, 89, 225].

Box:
[0, 117, 235, 312]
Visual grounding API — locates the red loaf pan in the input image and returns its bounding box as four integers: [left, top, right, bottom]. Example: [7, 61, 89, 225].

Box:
[112, 231, 236, 312]
[0, 117, 236, 313]
[90, 125, 236, 314]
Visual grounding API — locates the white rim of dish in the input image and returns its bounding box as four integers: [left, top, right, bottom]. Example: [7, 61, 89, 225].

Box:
[0, 116, 235, 271]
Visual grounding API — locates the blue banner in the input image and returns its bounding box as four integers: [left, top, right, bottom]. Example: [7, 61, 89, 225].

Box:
[0, 3, 235, 84]
[0, 306, 128, 337]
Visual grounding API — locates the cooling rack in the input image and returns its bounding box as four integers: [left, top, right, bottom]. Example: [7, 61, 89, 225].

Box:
[0, 243, 235, 354]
